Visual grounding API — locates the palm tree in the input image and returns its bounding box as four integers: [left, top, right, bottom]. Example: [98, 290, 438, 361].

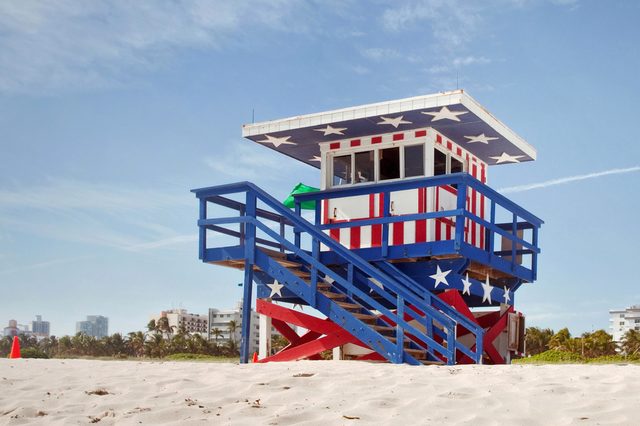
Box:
[211, 328, 223, 342]
[156, 317, 174, 339]
[581, 330, 617, 357]
[227, 320, 238, 344]
[147, 319, 158, 334]
[525, 327, 554, 356]
[548, 328, 578, 353]
[621, 329, 640, 356]
[126, 331, 146, 357]
[145, 333, 166, 358]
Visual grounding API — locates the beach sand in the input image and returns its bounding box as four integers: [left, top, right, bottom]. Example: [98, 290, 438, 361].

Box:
[1, 359, 639, 425]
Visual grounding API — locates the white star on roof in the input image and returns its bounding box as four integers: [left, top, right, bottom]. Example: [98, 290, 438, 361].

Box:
[267, 280, 284, 298]
[464, 133, 498, 144]
[429, 265, 451, 289]
[257, 135, 296, 148]
[377, 115, 412, 128]
[422, 106, 468, 122]
[503, 286, 511, 304]
[461, 273, 472, 296]
[490, 152, 524, 164]
[481, 276, 493, 304]
[308, 155, 322, 162]
[314, 125, 347, 136]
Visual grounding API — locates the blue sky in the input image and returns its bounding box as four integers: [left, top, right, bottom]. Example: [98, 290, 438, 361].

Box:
[1, 0, 639, 337]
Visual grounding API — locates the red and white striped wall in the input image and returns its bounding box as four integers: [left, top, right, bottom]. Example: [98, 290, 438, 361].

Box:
[320, 127, 487, 250]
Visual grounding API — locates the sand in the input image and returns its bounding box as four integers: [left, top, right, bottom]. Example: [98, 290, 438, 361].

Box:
[1, 359, 639, 425]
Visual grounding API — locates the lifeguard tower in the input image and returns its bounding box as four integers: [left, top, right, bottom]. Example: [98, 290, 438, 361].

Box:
[193, 90, 542, 365]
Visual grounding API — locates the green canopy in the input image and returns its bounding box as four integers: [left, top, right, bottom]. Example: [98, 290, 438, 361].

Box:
[282, 183, 320, 210]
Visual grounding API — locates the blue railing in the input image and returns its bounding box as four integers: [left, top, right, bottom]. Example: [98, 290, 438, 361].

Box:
[293, 173, 543, 281]
[192, 181, 484, 364]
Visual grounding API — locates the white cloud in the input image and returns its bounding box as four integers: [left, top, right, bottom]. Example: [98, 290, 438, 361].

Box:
[0, 178, 194, 250]
[452, 56, 491, 67]
[0, 0, 305, 94]
[361, 47, 401, 61]
[498, 166, 640, 194]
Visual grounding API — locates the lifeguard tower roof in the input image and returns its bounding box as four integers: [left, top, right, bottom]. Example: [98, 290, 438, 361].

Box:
[242, 89, 536, 168]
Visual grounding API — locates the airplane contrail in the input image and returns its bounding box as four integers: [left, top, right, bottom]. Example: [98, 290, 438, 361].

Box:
[498, 166, 640, 194]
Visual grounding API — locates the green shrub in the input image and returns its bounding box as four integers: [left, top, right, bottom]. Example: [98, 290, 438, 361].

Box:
[166, 353, 216, 361]
[19, 348, 49, 359]
[514, 350, 584, 364]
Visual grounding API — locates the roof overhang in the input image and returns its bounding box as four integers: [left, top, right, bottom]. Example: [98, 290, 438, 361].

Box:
[242, 90, 536, 168]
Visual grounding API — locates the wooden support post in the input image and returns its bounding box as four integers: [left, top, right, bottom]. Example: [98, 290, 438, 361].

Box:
[259, 311, 272, 360]
[199, 198, 207, 260]
[240, 191, 257, 364]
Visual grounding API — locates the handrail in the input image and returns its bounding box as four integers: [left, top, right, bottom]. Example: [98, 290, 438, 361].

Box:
[292, 173, 543, 227]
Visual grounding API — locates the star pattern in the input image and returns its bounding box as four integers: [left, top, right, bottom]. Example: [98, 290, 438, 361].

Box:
[464, 133, 498, 144]
[314, 125, 347, 136]
[430, 265, 451, 289]
[490, 152, 524, 164]
[503, 286, 511, 304]
[461, 273, 472, 296]
[422, 106, 468, 122]
[377, 115, 412, 128]
[267, 280, 284, 298]
[257, 134, 296, 148]
[481, 276, 493, 304]
[308, 155, 322, 162]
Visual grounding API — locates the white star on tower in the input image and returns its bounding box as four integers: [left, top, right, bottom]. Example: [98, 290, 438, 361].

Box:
[481, 276, 493, 304]
[422, 106, 468, 122]
[503, 286, 511, 304]
[257, 134, 296, 148]
[461, 273, 472, 296]
[464, 133, 499, 144]
[377, 115, 412, 128]
[267, 280, 284, 298]
[314, 125, 347, 136]
[490, 152, 524, 164]
[308, 155, 322, 162]
[429, 265, 451, 289]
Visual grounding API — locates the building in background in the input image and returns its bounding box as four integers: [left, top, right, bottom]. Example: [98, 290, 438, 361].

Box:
[31, 315, 50, 338]
[208, 300, 261, 354]
[151, 309, 208, 335]
[609, 306, 640, 342]
[76, 315, 109, 338]
[3, 319, 32, 337]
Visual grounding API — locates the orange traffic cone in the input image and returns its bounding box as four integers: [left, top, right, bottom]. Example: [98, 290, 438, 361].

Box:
[9, 336, 21, 359]
[252, 352, 258, 363]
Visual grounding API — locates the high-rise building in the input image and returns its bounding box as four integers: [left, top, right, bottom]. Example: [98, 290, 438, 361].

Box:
[609, 306, 640, 342]
[31, 315, 50, 338]
[208, 300, 261, 354]
[76, 315, 109, 338]
[150, 309, 208, 335]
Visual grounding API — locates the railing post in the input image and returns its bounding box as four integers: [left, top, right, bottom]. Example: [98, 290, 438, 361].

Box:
[199, 198, 207, 260]
[279, 219, 285, 253]
[239, 205, 245, 246]
[476, 328, 484, 364]
[454, 182, 467, 251]
[294, 200, 302, 249]
[396, 295, 404, 364]
[488, 200, 496, 263]
[423, 290, 435, 360]
[240, 191, 257, 364]
[532, 225, 539, 280]
[511, 213, 517, 271]
[446, 323, 456, 365]
[382, 192, 390, 257]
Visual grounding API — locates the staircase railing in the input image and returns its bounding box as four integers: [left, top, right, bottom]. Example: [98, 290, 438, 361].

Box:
[193, 181, 480, 364]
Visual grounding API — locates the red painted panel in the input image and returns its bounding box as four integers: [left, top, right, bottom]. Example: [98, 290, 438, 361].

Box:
[330, 142, 341, 150]
[350, 139, 361, 147]
[372, 136, 382, 144]
[415, 130, 427, 138]
[393, 133, 404, 141]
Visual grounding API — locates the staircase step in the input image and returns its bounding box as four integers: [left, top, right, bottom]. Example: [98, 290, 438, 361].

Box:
[387, 337, 414, 347]
[287, 268, 310, 278]
[350, 312, 378, 323]
[335, 301, 362, 310]
[420, 359, 445, 366]
[404, 348, 427, 359]
[371, 324, 395, 334]
[319, 291, 347, 300]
